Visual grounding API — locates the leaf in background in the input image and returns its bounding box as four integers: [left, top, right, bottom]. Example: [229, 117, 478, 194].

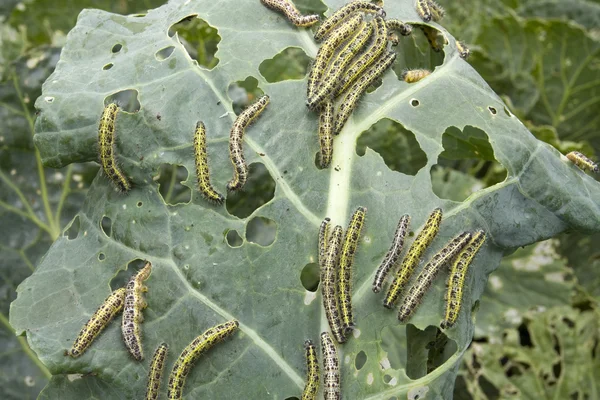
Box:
[8, 0, 600, 399]
[556, 231, 600, 300]
[518, 0, 600, 29]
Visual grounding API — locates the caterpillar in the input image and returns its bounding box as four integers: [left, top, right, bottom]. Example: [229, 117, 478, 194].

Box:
[566, 151, 599, 173]
[372, 214, 411, 293]
[301, 339, 320, 400]
[416, 0, 432, 22]
[260, 0, 320, 27]
[421, 26, 443, 52]
[321, 225, 346, 343]
[167, 320, 239, 400]
[398, 232, 471, 322]
[388, 32, 400, 47]
[401, 68, 432, 83]
[318, 217, 331, 268]
[307, 20, 374, 110]
[145, 343, 169, 400]
[334, 51, 397, 135]
[98, 103, 131, 192]
[227, 95, 270, 191]
[334, 16, 388, 97]
[318, 100, 334, 168]
[384, 208, 442, 308]
[122, 261, 152, 361]
[339, 206, 367, 333]
[456, 41, 470, 59]
[386, 19, 413, 37]
[320, 332, 341, 400]
[307, 13, 363, 99]
[441, 230, 486, 329]
[313, 1, 385, 42]
[193, 121, 224, 204]
[427, 0, 446, 22]
[65, 287, 126, 358]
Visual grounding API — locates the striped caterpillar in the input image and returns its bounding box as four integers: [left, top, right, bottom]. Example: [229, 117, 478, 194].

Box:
[318, 217, 331, 268]
[338, 206, 367, 333]
[401, 69, 432, 83]
[122, 261, 152, 361]
[301, 339, 320, 400]
[334, 51, 396, 135]
[384, 208, 442, 308]
[334, 16, 388, 97]
[321, 225, 346, 343]
[145, 343, 169, 400]
[386, 19, 412, 37]
[313, 1, 384, 42]
[373, 214, 410, 293]
[441, 230, 486, 329]
[193, 121, 224, 204]
[65, 288, 126, 357]
[456, 41, 470, 59]
[397, 232, 471, 322]
[167, 320, 239, 400]
[227, 95, 270, 191]
[318, 100, 334, 168]
[98, 103, 131, 192]
[320, 332, 341, 400]
[566, 151, 599, 173]
[260, 0, 319, 27]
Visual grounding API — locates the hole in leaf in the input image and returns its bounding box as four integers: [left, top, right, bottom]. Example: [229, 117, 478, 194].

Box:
[105, 89, 140, 113]
[383, 374, 392, 384]
[168, 15, 220, 69]
[137, 201, 143, 208]
[226, 163, 275, 219]
[517, 323, 533, 347]
[246, 217, 277, 247]
[357, 118, 427, 176]
[284, 397, 300, 400]
[478, 375, 500, 398]
[155, 164, 192, 206]
[259, 47, 311, 82]
[98, 253, 106, 261]
[401, 325, 457, 379]
[504, 107, 512, 117]
[226, 230, 243, 247]
[410, 99, 420, 107]
[111, 43, 122, 53]
[155, 46, 175, 61]
[488, 106, 497, 115]
[64, 215, 80, 240]
[433, 126, 507, 200]
[101, 216, 112, 237]
[300, 263, 320, 292]
[392, 24, 444, 81]
[355, 351, 367, 370]
[110, 258, 144, 290]
[425, 328, 457, 375]
[103, 63, 113, 70]
[228, 76, 265, 115]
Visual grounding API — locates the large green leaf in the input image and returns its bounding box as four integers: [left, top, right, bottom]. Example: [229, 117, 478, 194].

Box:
[9, 0, 600, 399]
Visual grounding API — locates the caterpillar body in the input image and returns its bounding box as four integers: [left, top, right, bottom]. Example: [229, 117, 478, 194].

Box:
[260, 0, 320, 27]
[307, 13, 363, 99]
[313, 1, 384, 42]
[318, 100, 335, 168]
[318, 217, 332, 268]
[386, 19, 413, 36]
[320, 332, 341, 400]
[227, 95, 270, 191]
[321, 225, 346, 343]
[441, 230, 486, 329]
[167, 320, 239, 400]
[416, 0, 432, 22]
[384, 208, 442, 308]
[301, 339, 320, 400]
[193, 121, 224, 204]
[122, 261, 152, 361]
[145, 343, 169, 400]
[98, 103, 131, 192]
[456, 41, 470, 59]
[428, 0, 446, 21]
[65, 287, 126, 358]
[566, 151, 599, 173]
[307, 21, 374, 110]
[373, 214, 411, 293]
[402, 68, 432, 83]
[339, 206, 367, 333]
[335, 16, 388, 97]
[398, 232, 471, 322]
[388, 32, 400, 47]
[334, 51, 396, 135]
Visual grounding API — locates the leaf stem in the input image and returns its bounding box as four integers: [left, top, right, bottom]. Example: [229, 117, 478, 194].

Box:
[0, 312, 52, 379]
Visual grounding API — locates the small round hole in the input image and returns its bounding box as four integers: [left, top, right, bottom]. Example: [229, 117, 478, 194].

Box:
[488, 106, 497, 115]
[103, 63, 114, 70]
[226, 230, 243, 247]
[111, 44, 123, 53]
[98, 253, 106, 261]
[411, 99, 420, 107]
[137, 201, 143, 207]
[155, 46, 175, 61]
[300, 263, 320, 292]
[355, 351, 367, 370]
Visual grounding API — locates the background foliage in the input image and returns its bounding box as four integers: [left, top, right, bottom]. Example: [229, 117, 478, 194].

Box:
[0, 0, 598, 399]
